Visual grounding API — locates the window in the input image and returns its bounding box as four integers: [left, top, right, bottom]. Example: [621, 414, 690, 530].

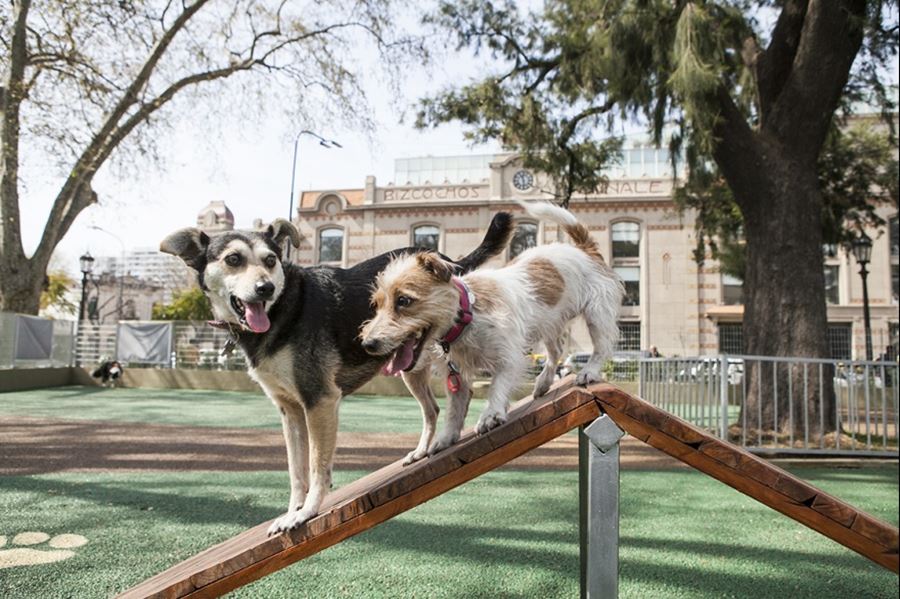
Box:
[611, 222, 640, 259]
[718, 323, 745, 354]
[510, 222, 538, 259]
[617, 322, 641, 351]
[824, 265, 840, 305]
[828, 324, 852, 360]
[318, 228, 343, 265]
[611, 221, 640, 306]
[615, 266, 640, 306]
[722, 273, 743, 305]
[412, 225, 440, 251]
[891, 216, 898, 304]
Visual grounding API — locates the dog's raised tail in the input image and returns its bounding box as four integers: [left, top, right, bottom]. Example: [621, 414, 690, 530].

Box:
[516, 200, 606, 263]
[454, 211, 515, 273]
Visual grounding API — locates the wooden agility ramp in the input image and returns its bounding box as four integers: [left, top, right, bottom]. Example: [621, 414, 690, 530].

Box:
[119, 379, 899, 598]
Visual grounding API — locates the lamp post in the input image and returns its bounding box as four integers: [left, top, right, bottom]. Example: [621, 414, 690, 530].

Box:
[286, 130, 342, 259]
[851, 232, 873, 361]
[90, 225, 125, 321]
[78, 252, 95, 323]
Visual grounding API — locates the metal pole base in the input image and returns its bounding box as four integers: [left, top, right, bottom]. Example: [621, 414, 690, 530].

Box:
[579, 414, 625, 599]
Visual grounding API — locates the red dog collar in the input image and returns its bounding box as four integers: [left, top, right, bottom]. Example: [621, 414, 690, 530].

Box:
[439, 277, 474, 353]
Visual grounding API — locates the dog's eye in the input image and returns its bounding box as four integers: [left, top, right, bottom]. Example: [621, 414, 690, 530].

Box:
[225, 253, 242, 267]
[264, 255, 277, 268]
[396, 296, 413, 308]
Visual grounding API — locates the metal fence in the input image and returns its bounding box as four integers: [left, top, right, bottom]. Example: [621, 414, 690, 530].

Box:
[0, 316, 246, 371]
[639, 355, 899, 456]
[73, 320, 245, 370]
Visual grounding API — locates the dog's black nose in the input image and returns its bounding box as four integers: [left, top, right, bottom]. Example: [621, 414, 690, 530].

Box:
[361, 338, 381, 354]
[256, 281, 275, 299]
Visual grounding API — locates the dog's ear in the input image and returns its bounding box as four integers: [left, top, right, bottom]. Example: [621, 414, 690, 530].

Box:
[160, 228, 210, 271]
[416, 252, 454, 282]
[265, 219, 301, 249]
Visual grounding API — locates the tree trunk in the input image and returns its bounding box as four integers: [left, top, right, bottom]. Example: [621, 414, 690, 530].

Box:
[735, 150, 837, 439]
[0, 258, 42, 314]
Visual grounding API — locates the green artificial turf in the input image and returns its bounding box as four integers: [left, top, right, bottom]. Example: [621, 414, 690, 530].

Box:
[0, 467, 896, 599]
[0, 386, 488, 433]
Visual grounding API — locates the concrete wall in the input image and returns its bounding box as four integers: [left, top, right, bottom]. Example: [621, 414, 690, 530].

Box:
[0, 366, 531, 400]
[122, 367, 527, 399]
[0, 368, 78, 392]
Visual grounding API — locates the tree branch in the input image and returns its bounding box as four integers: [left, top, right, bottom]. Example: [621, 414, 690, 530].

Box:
[764, 0, 867, 162]
[710, 86, 765, 215]
[32, 0, 211, 266]
[755, 0, 808, 121]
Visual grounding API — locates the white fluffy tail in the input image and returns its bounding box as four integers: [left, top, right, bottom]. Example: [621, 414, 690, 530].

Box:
[515, 199, 578, 227]
[515, 200, 605, 263]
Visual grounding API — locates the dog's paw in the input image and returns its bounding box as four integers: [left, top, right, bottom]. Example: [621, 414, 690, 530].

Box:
[576, 369, 602, 386]
[0, 532, 88, 570]
[532, 377, 553, 398]
[402, 447, 428, 466]
[475, 408, 508, 435]
[267, 507, 318, 536]
[427, 431, 460, 456]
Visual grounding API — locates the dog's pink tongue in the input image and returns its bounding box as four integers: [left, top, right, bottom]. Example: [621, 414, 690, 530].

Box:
[381, 338, 416, 376]
[243, 302, 270, 333]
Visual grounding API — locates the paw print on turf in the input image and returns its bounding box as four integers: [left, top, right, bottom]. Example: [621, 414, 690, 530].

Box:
[0, 532, 88, 569]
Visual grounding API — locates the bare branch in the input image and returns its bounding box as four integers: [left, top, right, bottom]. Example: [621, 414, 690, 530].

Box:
[33, 0, 211, 266]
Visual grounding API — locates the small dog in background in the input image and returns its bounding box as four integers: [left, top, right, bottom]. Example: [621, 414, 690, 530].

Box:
[361, 200, 624, 454]
[92, 357, 124, 387]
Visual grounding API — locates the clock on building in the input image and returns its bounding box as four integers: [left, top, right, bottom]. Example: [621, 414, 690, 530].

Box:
[512, 169, 534, 191]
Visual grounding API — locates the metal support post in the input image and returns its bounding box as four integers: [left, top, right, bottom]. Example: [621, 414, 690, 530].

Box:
[720, 354, 729, 438]
[579, 413, 626, 599]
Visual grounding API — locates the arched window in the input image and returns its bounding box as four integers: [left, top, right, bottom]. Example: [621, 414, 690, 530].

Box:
[611, 221, 640, 259]
[611, 221, 641, 306]
[318, 227, 344, 265]
[412, 224, 440, 251]
[509, 221, 538, 259]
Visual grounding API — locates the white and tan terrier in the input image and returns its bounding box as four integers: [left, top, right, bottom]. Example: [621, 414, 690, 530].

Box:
[360, 200, 624, 456]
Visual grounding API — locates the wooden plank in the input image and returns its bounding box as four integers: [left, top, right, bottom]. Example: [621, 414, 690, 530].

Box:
[584, 382, 900, 574]
[117, 378, 597, 599]
[186, 402, 602, 598]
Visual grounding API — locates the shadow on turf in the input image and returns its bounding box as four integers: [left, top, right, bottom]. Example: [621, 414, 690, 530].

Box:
[0, 475, 279, 528]
[351, 519, 892, 597]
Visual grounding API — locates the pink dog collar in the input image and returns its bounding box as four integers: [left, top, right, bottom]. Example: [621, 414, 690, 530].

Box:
[439, 277, 474, 353]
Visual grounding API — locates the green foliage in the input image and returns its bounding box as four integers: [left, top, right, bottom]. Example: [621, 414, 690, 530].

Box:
[676, 121, 899, 279]
[39, 271, 77, 316]
[819, 121, 900, 246]
[151, 288, 212, 321]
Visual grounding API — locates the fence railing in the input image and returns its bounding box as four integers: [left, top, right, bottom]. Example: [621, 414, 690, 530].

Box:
[639, 355, 899, 456]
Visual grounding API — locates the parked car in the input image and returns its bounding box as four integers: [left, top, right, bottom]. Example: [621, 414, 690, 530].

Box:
[559, 352, 592, 378]
[675, 357, 744, 385]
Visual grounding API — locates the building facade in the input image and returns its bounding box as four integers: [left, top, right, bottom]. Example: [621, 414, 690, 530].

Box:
[290, 151, 898, 360]
[85, 201, 232, 321]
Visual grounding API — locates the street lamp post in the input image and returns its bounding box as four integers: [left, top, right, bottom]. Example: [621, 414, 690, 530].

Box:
[90, 225, 125, 321]
[78, 252, 95, 323]
[851, 232, 874, 361]
[286, 130, 342, 259]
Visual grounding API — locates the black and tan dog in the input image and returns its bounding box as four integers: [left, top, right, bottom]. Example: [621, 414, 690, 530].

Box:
[161, 214, 512, 534]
